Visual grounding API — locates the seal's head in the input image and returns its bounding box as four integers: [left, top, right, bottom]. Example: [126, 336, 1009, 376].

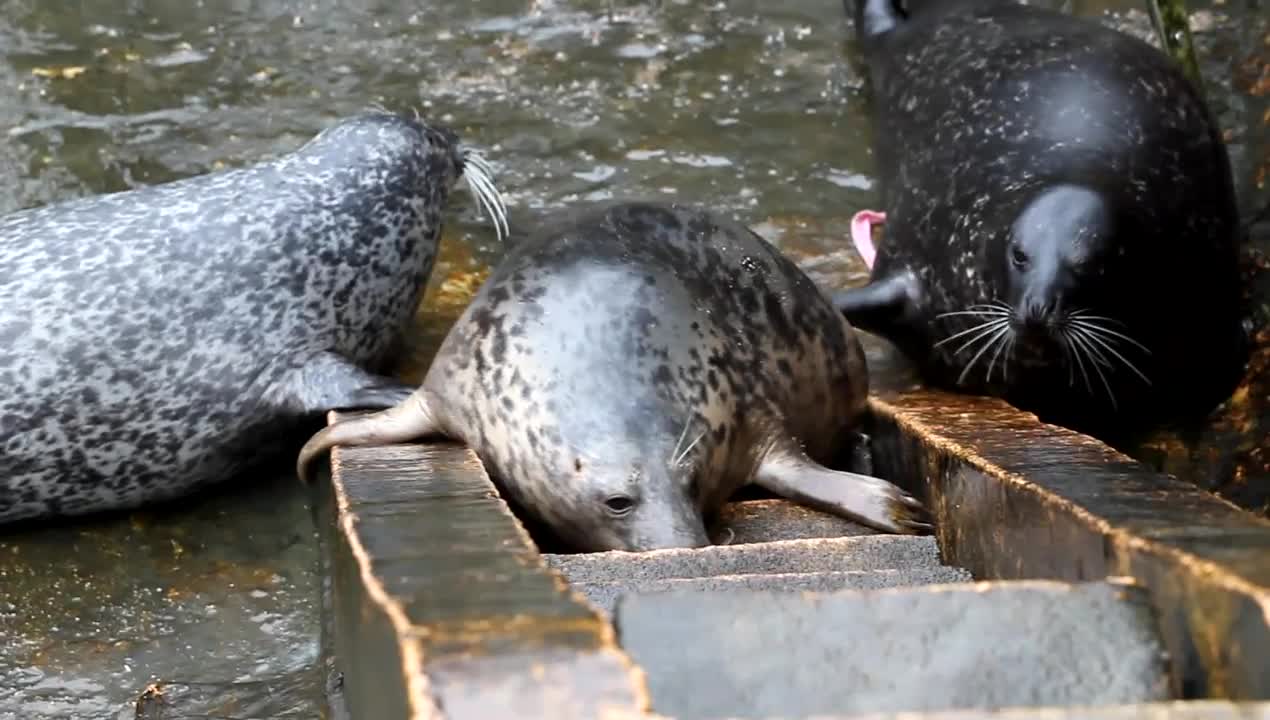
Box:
[1005, 184, 1115, 337]
[524, 412, 712, 553]
[937, 183, 1152, 399]
[295, 109, 509, 240]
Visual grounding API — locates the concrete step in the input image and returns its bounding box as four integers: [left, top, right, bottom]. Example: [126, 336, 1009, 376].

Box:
[776, 701, 1270, 720]
[613, 580, 1170, 719]
[544, 535, 945, 586]
[710, 499, 880, 544]
[571, 566, 973, 615]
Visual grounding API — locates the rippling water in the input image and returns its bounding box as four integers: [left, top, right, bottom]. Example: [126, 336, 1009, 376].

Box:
[0, 0, 1265, 716]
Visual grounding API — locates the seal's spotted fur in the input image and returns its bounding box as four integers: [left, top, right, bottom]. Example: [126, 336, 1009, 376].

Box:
[0, 111, 506, 524]
[833, 0, 1245, 436]
[299, 202, 927, 552]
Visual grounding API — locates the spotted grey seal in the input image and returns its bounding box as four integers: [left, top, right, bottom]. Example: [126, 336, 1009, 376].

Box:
[297, 201, 928, 551]
[832, 0, 1247, 437]
[0, 111, 507, 526]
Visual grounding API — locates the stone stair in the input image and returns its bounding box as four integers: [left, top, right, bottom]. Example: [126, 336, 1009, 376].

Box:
[544, 499, 1177, 719]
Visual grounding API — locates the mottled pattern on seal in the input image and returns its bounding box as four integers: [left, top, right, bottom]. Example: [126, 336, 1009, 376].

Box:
[833, 0, 1246, 436]
[0, 111, 506, 525]
[298, 201, 927, 552]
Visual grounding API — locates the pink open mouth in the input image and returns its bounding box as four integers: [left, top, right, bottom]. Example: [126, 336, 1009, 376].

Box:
[850, 209, 886, 271]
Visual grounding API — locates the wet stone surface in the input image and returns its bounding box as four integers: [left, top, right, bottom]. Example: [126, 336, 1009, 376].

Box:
[0, 0, 1266, 716]
[0, 473, 320, 719]
[616, 581, 1171, 719]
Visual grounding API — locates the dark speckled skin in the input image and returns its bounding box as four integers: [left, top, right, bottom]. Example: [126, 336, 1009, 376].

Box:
[833, 0, 1247, 437]
[0, 112, 473, 525]
[298, 201, 927, 552]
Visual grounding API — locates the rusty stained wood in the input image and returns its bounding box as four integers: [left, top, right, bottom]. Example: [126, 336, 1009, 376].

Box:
[314, 411, 650, 720]
[865, 389, 1270, 702]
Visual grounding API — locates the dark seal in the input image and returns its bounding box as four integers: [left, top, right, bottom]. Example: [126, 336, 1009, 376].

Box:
[832, 0, 1247, 437]
[0, 111, 507, 526]
[298, 202, 928, 552]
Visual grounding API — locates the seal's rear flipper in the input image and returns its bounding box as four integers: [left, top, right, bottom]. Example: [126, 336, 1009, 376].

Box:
[752, 444, 930, 534]
[274, 352, 417, 415]
[294, 390, 442, 483]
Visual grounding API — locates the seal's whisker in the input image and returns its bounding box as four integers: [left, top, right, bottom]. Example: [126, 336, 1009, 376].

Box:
[950, 319, 1010, 357]
[1002, 335, 1016, 383]
[1063, 330, 1094, 396]
[1059, 333, 1076, 386]
[935, 309, 1010, 320]
[957, 324, 1010, 385]
[669, 416, 692, 467]
[458, 149, 510, 241]
[983, 326, 1012, 383]
[1067, 310, 1128, 327]
[463, 152, 509, 238]
[461, 162, 501, 233]
[674, 430, 707, 467]
[933, 317, 1008, 350]
[1068, 329, 1118, 408]
[1071, 325, 1152, 386]
[1069, 319, 1151, 356]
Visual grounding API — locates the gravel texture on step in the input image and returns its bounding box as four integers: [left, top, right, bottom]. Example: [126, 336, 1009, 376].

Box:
[710, 500, 879, 544]
[573, 566, 973, 615]
[748, 701, 1270, 720]
[614, 580, 1170, 719]
[544, 535, 944, 585]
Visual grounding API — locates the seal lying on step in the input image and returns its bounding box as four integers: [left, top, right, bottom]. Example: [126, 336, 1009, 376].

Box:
[832, 0, 1247, 436]
[0, 111, 508, 526]
[298, 201, 928, 552]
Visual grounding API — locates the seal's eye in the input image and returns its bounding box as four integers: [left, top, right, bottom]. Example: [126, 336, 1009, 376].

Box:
[603, 495, 635, 516]
[1010, 245, 1029, 270]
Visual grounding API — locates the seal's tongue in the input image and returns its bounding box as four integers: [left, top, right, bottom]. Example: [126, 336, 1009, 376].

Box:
[850, 209, 886, 270]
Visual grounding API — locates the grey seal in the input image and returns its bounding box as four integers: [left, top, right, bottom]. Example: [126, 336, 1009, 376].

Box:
[0, 111, 508, 526]
[831, 0, 1247, 438]
[297, 201, 928, 552]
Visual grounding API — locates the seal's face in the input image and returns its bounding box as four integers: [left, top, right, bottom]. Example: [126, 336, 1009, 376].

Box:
[533, 429, 711, 553]
[936, 184, 1152, 398]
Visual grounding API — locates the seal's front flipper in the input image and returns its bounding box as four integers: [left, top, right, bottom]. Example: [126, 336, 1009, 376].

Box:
[753, 445, 930, 534]
[273, 352, 416, 416]
[295, 392, 442, 483]
[830, 271, 917, 338]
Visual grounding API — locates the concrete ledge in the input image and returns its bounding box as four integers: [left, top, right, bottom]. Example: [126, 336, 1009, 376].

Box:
[615, 580, 1171, 719]
[711, 499, 879, 543]
[866, 389, 1270, 701]
[314, 411, 649, 720]
[572, 566, 973, 615]
[544, 535, 944, 584]
[761, 700, 1270, 719]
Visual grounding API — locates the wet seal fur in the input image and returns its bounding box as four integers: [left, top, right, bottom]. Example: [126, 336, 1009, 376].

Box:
[297, 201, 928, 552]
[0, 111, 508, 526]
[833, 0, 1247, 437]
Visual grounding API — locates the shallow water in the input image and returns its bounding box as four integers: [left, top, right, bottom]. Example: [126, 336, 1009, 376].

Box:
[0, 0, 1266, 716]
